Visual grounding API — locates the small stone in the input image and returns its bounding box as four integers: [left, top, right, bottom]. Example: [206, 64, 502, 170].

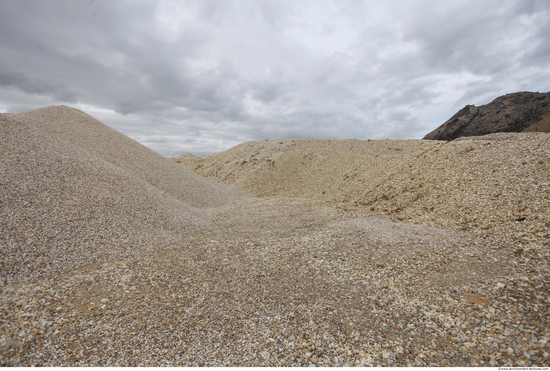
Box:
[100, 298, 109, 304]
[15, 312, 34, 318]
[5, 340, 19, 349]
[462, 293, 488, 305]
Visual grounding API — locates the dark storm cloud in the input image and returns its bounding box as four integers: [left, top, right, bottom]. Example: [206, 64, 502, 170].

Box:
[1, 0, 549, 156]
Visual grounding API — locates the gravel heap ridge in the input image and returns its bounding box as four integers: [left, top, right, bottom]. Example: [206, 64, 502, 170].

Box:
[174, 134, 550, 241]
[0, 106, 251, 284]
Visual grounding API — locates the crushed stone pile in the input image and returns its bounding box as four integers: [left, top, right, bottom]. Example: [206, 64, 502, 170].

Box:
[174, 134, 550, 241]
[0, 106, 251, 284]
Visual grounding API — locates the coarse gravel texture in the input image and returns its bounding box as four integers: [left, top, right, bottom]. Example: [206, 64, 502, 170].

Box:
[174, 134, 550, 246]
[1, 109, 549, 366]
[1, 198, 549, 367]
[0, 106, 251, 284]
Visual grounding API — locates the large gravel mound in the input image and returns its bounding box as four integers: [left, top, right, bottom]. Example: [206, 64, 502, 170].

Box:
[1, 106, 251, 284]
[174, 135, 550, 239]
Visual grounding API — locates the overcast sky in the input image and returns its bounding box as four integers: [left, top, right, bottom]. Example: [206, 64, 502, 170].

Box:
[1, 0, 549, 156]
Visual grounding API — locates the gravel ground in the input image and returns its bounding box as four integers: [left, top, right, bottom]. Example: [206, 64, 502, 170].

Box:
[1, 197, 549, 366]
[1, 108, 549, 366]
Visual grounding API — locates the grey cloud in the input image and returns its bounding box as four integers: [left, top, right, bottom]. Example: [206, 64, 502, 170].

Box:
[0, 65, 79, 102]
[251, 80, 288, 103]
[401, 1, 535, 74]
[522, 9, 550, 66]
[115, 99, 141, 115]
[1, 0, 549, 156]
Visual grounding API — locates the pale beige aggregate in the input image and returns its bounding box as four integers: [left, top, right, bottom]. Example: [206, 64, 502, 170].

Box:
[175, 134, 550, 245]
[1, 110, 549, 366]
[0, 106, 251, 284]
[1, 198, 548, 367]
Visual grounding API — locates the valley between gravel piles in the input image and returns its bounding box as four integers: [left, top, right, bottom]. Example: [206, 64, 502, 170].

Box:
[1, 112, 550, 366]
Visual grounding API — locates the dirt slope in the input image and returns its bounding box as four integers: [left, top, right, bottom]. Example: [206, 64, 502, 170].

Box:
[523, 111, 550, 133]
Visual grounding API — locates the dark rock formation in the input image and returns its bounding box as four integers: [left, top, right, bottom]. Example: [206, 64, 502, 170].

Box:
[424, 91, 550, 141]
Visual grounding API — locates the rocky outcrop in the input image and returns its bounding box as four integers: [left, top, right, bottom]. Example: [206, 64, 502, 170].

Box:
[424, 91, 550, 141]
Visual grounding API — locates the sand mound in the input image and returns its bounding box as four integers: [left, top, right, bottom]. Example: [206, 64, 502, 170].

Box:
[174, 134, 550, 239]
[0, 106, 251, 284]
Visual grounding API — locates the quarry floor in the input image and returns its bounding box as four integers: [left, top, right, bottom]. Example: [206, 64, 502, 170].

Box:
[1, 197, 549, 367]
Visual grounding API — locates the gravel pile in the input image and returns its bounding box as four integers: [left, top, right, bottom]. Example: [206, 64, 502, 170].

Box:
[0, 106, 251, 284]
[175, 134, 550, 244]
[174, 139, 437, 200]
[1, 111, 549, 366]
